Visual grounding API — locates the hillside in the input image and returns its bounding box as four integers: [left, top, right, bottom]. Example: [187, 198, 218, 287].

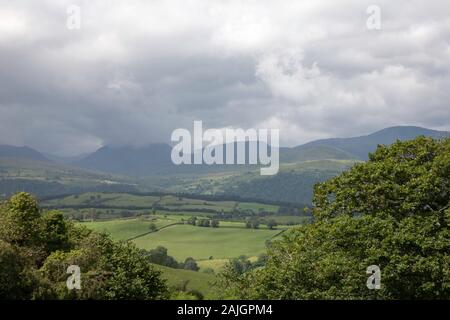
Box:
[75, 143, 175, 176]
[141, 159, 357, 204]
[0, 145, 49, 162]
[0, 157, 137, 198]
[301, 126, 449, 160]
[1, 126, 446, 201]
[155, 264, 219, 299]
[280, 145, 356, 163]
[72, 126, 447, 176]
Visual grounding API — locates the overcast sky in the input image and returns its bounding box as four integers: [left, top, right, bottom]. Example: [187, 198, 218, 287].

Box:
[0, 0, 449, 155]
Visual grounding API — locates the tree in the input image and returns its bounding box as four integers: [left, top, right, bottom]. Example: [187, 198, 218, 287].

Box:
[41, 210, 70, 253]
[0, 240, 41, 299]
[104, 241, 168, 299]
[246, 217, 260, 229]
[187, 216, 197, 226]
[41, 233, 169, 299]
[145, 246, 180, 269]
[184, 257, 199, 271]
[0, 192, 42, 246]
[211, 219, 220, 228]
[149, 223, 157, 232]
[197, 219, 210, 227]
[266, 219, 277, 230]
[313, 136, 450, 221]
[228, 256, 253, 275]
[220, 137, 450, 299]
[0, 192, 169, 300]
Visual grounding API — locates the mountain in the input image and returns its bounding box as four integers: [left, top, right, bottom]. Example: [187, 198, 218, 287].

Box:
[1, 125, 447, 202]
[0, 145, 49, 162]
[74, 126, 449, 177]
[0, 145, 138, 198]
[75, 143, 174, 176]
[300, 126, 449, 160]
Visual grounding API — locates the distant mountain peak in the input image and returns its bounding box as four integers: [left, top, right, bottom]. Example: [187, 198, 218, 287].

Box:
[300, 126, 448, 160]
[0, 145, 49, 162]
[71, 125, 449, 175]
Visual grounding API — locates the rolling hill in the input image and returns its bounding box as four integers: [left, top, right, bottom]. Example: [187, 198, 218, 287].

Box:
[300, 126, 449, 160]
[75, 143, 175, 176]
[1, 126, 447, 202]
[0, 145, 49, 162]
[0, 157, 137, 198]
[72, 126, 448, 176]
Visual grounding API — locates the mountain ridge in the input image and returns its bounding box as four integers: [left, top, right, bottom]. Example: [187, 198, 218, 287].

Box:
[0, 145, 50, 162]
[1, 126, 448, 176]
[72, 125, 449, 174]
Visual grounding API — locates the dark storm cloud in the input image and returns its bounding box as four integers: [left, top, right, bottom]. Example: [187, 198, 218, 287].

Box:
[0, 0, 449, 155]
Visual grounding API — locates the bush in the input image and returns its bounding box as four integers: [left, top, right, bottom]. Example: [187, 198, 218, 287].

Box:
[183, 257, 199, 271]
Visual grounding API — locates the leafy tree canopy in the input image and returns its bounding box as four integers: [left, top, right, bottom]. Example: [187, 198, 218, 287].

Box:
[220, 137, 450, 299]
[0, 192, 168, 299]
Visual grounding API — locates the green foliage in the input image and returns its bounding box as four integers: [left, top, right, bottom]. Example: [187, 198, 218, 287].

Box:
[184, 257, 200, 271]
[0, 192, 168, 300]
[0, 240, 43, 299]
[211, 219, 220, 228]
[245, 217, 260, 229]
[144, 246, 181, 269]
[40, 233, 169, 300]
[102, 240, 168, 299]
[149, 222, 157, 231]
[265, 219, 277, 230]
[313, 137, 449, 221]
[220, 137, 450, 299]
[155, 264, 219, 299]
[0, 192, 41, 246]
[228, 256, 253, 275]
[41, 210, 70, 253]
[197, 219, 210, 227]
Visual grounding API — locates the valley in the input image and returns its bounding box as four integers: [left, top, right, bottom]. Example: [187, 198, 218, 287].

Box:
[1, 126, 448, 299]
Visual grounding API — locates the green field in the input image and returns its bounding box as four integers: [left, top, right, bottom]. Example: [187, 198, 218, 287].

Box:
[79, 217, 177, 240]
[42, 192, 283, 214]
[132, 224, 279, 261]
[196, 258, 230, 271]
[79, 216, 291, 272]
[155, 265, 219, 299]
[236, 202, 279, 213]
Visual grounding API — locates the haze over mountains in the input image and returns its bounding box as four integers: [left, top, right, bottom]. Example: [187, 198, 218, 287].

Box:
[73, 126, 448, 176]
[0, 126, 448, 203]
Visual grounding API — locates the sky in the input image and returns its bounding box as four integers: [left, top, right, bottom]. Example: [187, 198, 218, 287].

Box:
[0, 0, 449, 156]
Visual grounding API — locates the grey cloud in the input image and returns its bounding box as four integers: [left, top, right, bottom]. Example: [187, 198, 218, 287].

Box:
[0, 0, 449, 155]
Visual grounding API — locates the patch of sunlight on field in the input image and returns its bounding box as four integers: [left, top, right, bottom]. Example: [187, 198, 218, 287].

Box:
[79, 218, 174, 240]
[197, 259, 229, 272]
[132, 224, 279, 261]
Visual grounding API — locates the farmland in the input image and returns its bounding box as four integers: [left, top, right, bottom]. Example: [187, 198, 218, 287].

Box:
[132, 223, 281, 261]
[79, 217, 287, 262]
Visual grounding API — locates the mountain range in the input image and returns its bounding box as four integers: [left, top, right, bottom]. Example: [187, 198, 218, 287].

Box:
[73, 126, 449, 176]
[1, 126, 448, 203]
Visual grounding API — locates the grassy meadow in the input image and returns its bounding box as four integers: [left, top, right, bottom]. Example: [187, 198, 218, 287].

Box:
[132, 223, 279, 261]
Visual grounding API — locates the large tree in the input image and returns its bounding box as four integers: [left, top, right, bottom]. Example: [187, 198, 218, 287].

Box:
[0, 192, 168, 300]
[220, 137, 450, 299]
